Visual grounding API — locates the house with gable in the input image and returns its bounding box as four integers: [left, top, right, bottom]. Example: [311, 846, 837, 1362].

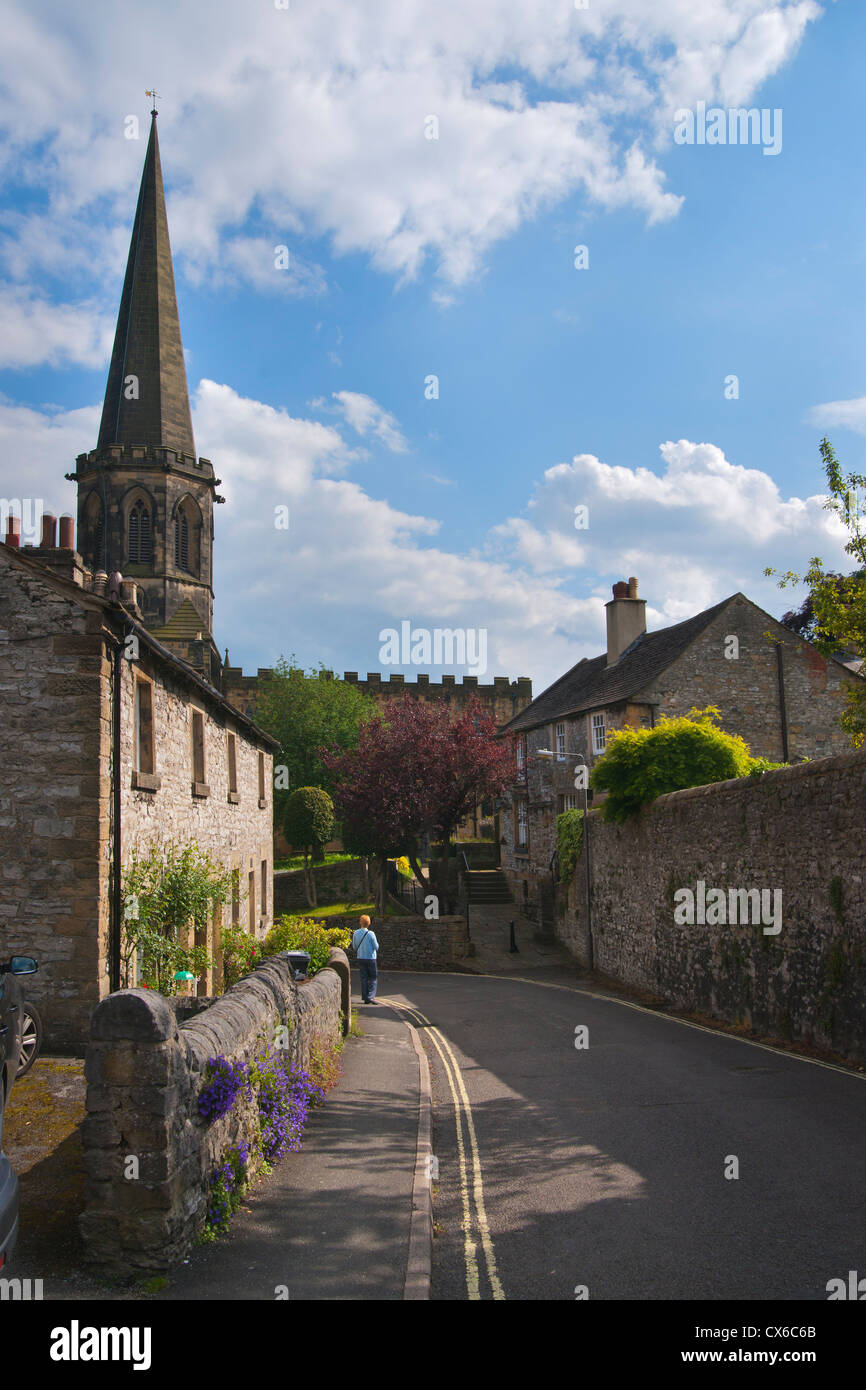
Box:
[500, 577, 863, 925]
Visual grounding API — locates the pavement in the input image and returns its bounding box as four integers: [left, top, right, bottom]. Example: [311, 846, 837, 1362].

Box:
[461, 902, 580, 975]
[149, 1000, 427, 1301]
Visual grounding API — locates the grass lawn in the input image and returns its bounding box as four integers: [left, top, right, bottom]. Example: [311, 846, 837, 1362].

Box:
[274, 852, 362, 873]
[289, 899, 405, 919]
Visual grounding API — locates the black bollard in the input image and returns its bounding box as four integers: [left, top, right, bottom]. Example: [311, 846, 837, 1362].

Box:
[509, 919, 519, 953]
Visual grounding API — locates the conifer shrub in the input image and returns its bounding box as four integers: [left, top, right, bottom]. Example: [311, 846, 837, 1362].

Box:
[589, 706, 753, 822]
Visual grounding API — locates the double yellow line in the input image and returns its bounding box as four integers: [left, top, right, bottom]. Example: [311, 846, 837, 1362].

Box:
[387, 999, 505, 1301]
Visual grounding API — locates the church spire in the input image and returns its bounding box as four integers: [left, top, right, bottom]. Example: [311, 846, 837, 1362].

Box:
[97, 108, 196, 458]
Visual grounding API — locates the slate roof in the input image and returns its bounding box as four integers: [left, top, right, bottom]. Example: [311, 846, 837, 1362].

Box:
[504, 595, 736, 733]
[97, 109, 196, 458]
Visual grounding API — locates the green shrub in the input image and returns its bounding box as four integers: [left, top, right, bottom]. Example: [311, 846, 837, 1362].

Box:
[590, 706, 753, 822]
[220, 923, 263, 991]
[263, 914, 351, 973]
[747, 757, 790, 777]
[556, 808, 584, 883]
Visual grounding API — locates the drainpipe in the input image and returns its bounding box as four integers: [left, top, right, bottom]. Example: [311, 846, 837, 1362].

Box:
[105, 618, 134, 993]
[583, 805, 594, 973]
[111, 631, 123, 992]
[774, 641, 789, 762]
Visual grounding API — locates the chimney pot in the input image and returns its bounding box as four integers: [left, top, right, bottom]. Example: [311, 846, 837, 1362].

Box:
[92, 570, 108, 596]
[5, 515, 21, 549]
[59, 515, 75, 549]
[606, 578, 648, 665]
[41, 513, 57, 548]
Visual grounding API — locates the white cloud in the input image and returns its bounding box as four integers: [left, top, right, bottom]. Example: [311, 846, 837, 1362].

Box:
[328, 392, 409, 453]
[490, 438, 851, 637]
[0, 0, 821, 321]
[0, 288, 113, 369]
[0, 380, 848, 694]
[807, 396, 866, 437]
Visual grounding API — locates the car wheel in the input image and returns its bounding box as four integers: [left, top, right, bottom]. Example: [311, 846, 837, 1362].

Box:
[17, 1003, 42, 1078]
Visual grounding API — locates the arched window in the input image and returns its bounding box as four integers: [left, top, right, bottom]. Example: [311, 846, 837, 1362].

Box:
[174, 497, 201, 575]
[128, 499, 152, 564]
[175, 510, 190, 571]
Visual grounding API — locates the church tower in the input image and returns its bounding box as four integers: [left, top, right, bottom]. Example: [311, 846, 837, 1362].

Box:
[68, 106, 224, 681]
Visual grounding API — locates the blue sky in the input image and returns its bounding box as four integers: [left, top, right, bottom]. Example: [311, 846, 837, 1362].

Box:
[0, 0, 863, 692]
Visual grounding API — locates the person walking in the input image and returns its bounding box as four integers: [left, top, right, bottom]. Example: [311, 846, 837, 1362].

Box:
[352, 914, 380, 1004]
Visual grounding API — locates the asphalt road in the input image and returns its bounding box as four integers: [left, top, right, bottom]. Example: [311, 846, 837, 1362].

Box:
[378, 970, 866, 1302]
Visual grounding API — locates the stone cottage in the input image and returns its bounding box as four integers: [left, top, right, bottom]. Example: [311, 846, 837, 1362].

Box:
[0, 535, 277, 1052]
[500, 578, 864, 925]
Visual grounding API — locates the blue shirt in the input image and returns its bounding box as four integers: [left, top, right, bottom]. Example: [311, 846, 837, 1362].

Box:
[352, 927, 379, 960]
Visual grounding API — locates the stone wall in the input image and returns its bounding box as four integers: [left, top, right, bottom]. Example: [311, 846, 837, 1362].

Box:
[0, 548, 108, 1051]
[368, 915, 469, 971]
[80, 948, 348, 1276]
[274, 859, 369, 914]
[559, 749, 866, 1059]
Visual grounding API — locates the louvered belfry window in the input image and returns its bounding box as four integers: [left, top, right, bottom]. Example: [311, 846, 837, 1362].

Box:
[128, 499, 152, 564]
[92, 507, 105, 570]
[175, 510, 190, 572]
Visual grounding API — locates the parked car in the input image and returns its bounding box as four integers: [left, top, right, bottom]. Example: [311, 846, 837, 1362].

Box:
[0, 955, 38, 1269]
[17, 1000, 42, 1078]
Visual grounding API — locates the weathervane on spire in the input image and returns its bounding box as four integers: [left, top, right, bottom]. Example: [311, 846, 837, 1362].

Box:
[145, 89, 160, 115]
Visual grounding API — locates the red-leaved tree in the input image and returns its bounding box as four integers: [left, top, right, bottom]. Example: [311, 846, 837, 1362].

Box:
[322, 697, 514, 915]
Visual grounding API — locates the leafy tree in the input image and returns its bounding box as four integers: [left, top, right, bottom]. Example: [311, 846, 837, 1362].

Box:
[281, 787, 335, 905]
[253, 658, 377, 828]
[766, 438, 866, 747]
[589, 706, 754, 822]
[120, 841, 232, 994]
[322, 697, 513, 914]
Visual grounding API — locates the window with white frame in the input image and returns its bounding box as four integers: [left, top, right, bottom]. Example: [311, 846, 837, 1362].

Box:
[516, 734, 526, 780]
[516, 799, 528, 849]
[555, 722, 566, 761]
[561, 793, 579, 812]
[591, 712, 606, 755]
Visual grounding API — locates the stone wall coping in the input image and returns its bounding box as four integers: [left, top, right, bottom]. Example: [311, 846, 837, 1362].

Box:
[90, 947, 351, 1051]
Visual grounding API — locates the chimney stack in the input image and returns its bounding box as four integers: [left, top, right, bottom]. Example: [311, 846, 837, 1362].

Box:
[5, 515, 20, 549]
[606, 576, 647, 665]
[40, 513, 57, 548]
